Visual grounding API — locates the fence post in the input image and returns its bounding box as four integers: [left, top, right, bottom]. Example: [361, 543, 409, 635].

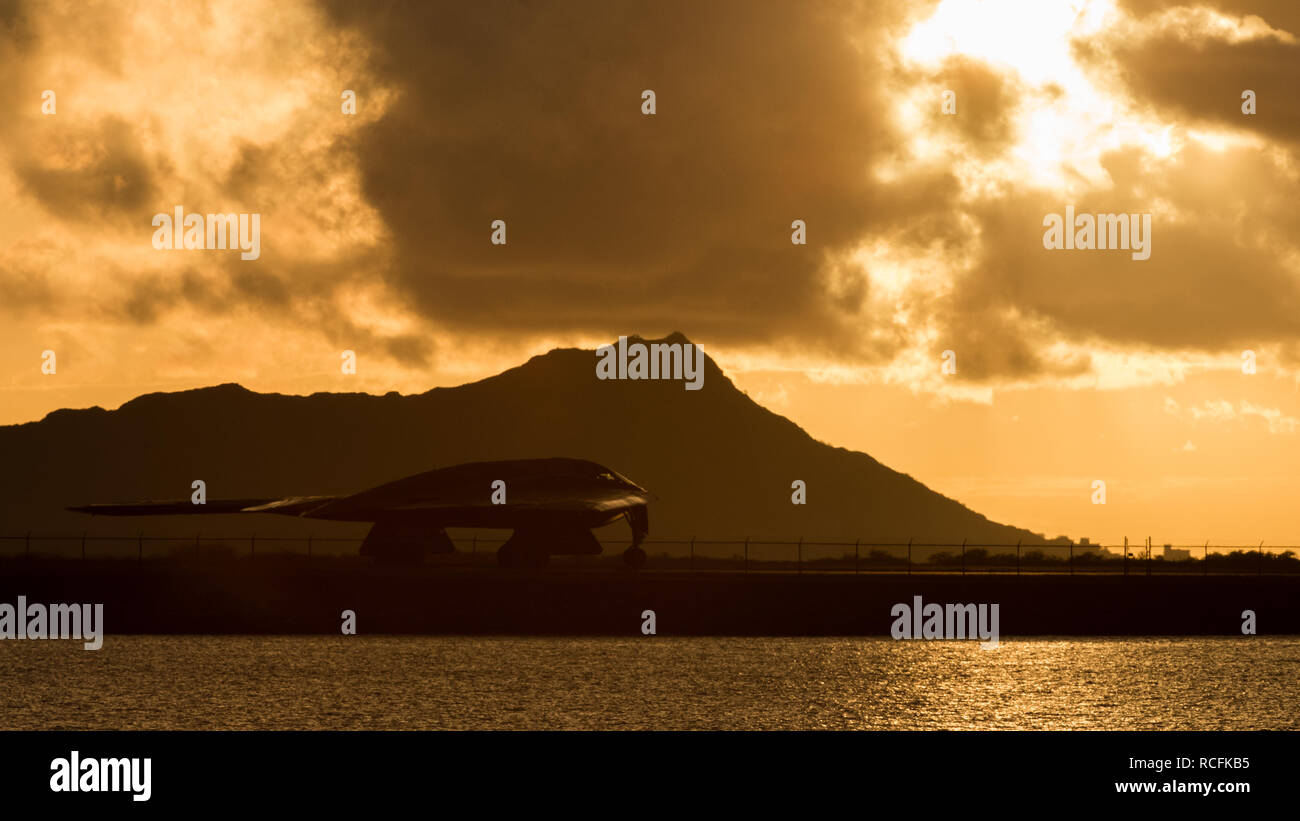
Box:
[907, 537, 912, 575]
[690, 536, 695, 572]
[1258, 541, 1264, 576]
[1016, 539, 1021, 576]
[744, 537, 749, 574]
[961, 538, 966, 575]
[1204, 541, 1208, 576]
[1069, 543, 1073, 576]
[1123, 537, 1128, 576]
[854, 538, 859, 575]
[797, 537, 802, 574]
[1146, 536, 1151, 577]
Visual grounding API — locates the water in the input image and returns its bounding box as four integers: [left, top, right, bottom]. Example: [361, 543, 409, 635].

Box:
[2, 636, 1296, 730]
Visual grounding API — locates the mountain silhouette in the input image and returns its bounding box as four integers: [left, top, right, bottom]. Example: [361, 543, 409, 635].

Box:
[0, 333, 1058, 547]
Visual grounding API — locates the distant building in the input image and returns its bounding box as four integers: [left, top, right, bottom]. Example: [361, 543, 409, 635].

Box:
[1074, 538, 1111, 556]
[1162, 544, 1192, 561]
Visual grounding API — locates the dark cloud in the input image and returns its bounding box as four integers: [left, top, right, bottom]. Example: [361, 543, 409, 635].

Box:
[938, 310, 1092, 382]
[1104, 37, 1300, 145]
[926, 56, 1022, 154]
[0, 0, 35, 51]
[232, 269, 291, 309]
[939, 143, 1300, 379]
[97, 253, 436, 369]
[120, 276, 173, 325]
[106, 269, 220, 326]
[1092, 1, 1300, 145]
[0, 254, 58, 314]
[15, 116, 159, 225]
[317, 0, 943, 360]
[381, 333, 435, 366]
[311, 299, 436, 369]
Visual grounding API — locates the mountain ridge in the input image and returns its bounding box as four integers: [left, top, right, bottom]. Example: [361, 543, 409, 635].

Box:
[0, 333, 1062, 546]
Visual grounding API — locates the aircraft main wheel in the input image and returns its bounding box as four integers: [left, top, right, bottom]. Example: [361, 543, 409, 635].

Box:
[623, 546, 647, 569]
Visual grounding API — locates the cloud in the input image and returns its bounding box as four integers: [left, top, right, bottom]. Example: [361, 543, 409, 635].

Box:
[1096, 2, 1300, 147]
[14, 116, 160, 224]
[928, 57, 1023, 154]
[1165, 396, 1299, 433]
[316, 0, 951, 361]
[897, 1, 1300, 382]
[940, 142, 1300, 354]
[2, 0, 1299, 395]
[0, 0, 434, 366]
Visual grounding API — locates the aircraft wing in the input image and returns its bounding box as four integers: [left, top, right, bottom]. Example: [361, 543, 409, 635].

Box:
[67, 495, 340, 517]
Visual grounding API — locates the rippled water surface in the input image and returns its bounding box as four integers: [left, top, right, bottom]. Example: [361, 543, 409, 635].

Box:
[2, 636, 1296, 730]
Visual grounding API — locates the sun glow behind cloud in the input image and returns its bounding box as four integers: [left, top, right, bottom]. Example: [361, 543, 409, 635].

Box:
[900, 0, 1107, 84]
[808, 0, 1300, 402]
[896, 0, 1179, 192]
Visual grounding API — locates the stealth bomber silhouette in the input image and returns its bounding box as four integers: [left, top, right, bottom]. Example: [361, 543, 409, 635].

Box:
[69, 457, 653, 567]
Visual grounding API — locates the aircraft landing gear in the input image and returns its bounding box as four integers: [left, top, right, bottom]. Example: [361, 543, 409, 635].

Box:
[622, 546, 646, 569]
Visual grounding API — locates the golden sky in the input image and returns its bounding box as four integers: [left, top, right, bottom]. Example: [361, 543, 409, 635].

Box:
[2, 0, 1299, 543]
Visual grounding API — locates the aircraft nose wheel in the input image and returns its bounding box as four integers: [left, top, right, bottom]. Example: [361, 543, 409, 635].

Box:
[622, 546, 646, 569]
